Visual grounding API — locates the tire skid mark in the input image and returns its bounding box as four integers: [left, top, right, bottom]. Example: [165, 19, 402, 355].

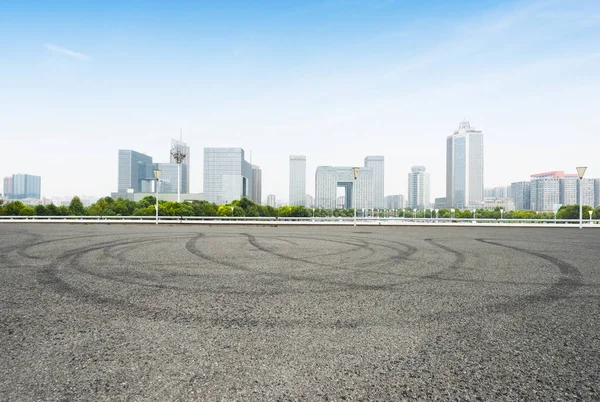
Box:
[246, 233, 376, 261]
[186, 233, 403, 291]
[422, 238, 468, 280]
[242, 233, 414, 281]
[473, 238, 583, 308]
[17, 233, 121, 260]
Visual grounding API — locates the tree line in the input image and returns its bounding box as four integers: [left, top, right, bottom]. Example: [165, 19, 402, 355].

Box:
[0, 196, 599, 220]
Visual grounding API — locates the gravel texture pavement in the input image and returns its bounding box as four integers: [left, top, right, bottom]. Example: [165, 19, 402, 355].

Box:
[1, 224, 599, 400]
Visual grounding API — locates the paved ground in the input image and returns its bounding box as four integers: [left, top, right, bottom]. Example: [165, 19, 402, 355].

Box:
[1, 224, 599, 400]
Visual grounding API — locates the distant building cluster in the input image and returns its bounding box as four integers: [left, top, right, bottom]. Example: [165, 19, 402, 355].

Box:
[2, 174, 41, 201]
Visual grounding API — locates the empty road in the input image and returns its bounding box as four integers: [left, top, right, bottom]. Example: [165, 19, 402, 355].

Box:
[1, 224, 599, 400]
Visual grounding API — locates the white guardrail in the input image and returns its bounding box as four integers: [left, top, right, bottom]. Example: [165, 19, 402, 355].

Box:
[0, 215, 598, 227]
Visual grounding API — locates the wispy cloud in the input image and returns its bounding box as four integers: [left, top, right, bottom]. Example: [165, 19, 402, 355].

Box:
[45, 44, 90, 61]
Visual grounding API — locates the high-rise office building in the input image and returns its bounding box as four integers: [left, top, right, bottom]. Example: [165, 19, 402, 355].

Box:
[408, 166, 430, 209]
[530, 172, 561, 211]
[595, 179, 600, 207]
[117, 150, 155, 197]
[364, 156, 384, 209]
[315, 166, 373, 210]
[306, 194, 314, 208]
[289, 155, 306, 207]
[446, 121, 484, 209]
[266, 194, 276, 207]
[203, 148, 253, 204]
[170, 138, 190, 192]
[3, 177, 12, 197]
[579, 178, 595, 207]
[252, 165, 262, 204]
[560, 175, 579, 205]
[510, 181, 531, 210]
[8, 174, 41, 199]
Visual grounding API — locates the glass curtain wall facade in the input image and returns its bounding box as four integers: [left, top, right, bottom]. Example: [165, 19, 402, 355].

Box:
[407, 166, 430, 209]
[157, 163, 188, 194]
[117, 150, 154, 195]
[446, 121, 484, 209]
[289, 155, 306, 206]
[10, 174, 41, 199]
[315, 166, 373, 210]
[364, 156, 384, 209]
[579, 178, 595, 207]
[203, 148, 253, 204]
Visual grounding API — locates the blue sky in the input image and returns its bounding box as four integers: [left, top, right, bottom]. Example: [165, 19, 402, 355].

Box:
[1, 0, 599, 201]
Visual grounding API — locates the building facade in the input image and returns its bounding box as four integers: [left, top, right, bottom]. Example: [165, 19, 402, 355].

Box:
[306, 194, 314, 208]
[7, 174, 41, 199]
[364, 156, 384, 209]
[289, 155, 306, 206]
[595, 179, 600, 207]
[203, 148, 253, 204]
[446, 121, 484, 209]
[3, 177, 12, 197]
[385, 195, 404, 210]
[559, 175, 579, 205]
[157, 163, 188, 194]
[266, 194, 276, 207]
[117, 150, 155, 198]
[315, 166, 373, 210]
[407, 166, 430, 209]
[530, 172, 560, 211]
[252, 165, 262, 204]
[579, 178, 595, 207]
[510, 181, 531, 210]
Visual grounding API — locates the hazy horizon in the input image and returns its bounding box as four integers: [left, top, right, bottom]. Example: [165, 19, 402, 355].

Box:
[2, 0, 599, 202]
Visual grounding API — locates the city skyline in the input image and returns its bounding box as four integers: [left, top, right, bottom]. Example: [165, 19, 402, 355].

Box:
[1, 1, 599, 200]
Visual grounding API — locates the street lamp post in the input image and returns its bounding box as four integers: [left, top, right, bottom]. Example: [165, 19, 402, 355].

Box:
[589, 210, 593, 224]
[577, 167, 587, 229]
[413, 208, 417, 219]
[153, 169, 161, 225]
[500, 208, 504, 221]
[435, 208, 439, 220]
[451, 208, 455, 220]
[472, 209, 476, 221]
[170, 145, 187, 203]
[352, 167, 360, 227]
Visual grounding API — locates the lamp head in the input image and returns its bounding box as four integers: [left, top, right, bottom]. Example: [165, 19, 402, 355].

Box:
[576, 166, 587, 179]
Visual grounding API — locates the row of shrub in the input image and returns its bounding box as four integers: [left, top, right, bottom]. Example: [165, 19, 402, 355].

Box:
[1, 196, 599, 219]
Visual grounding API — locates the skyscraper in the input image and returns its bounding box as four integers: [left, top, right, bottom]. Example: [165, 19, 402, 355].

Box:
[364, 156, 384, 209]
[446, 121, 484, 209]
[510, 181, 531, 210]
[559, 175, 579, 205]
[9, 174, 41, 199]
[252, 165, 262, 204]
[595, 179, 600, 207]
[157, 163, 188, 194]
[408, 166, 430, 209]
[315, 166, 373, 210]
[117, 150, 155, 197]
[385, 195, 404, 209]
[289, 155, 306, 206]
[266, 194, 276, 207]
[203, 148, 253, 204]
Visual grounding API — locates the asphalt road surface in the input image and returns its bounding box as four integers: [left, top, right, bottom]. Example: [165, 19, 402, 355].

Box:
[1, 224, 599, 400]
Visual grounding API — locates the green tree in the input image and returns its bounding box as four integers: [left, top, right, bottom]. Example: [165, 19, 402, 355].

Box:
[34, 204, 47, 216]
[2, 201, 34, 216]
[68, 196, 86, 216]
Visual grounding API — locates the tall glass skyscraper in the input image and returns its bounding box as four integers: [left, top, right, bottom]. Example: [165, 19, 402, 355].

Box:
[203, 148, 253, 204]
[408, 166, 430, 209]
[364, 156, 384, 209]
[289, 155, 306, 206]
[446, 121, 484, 209]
